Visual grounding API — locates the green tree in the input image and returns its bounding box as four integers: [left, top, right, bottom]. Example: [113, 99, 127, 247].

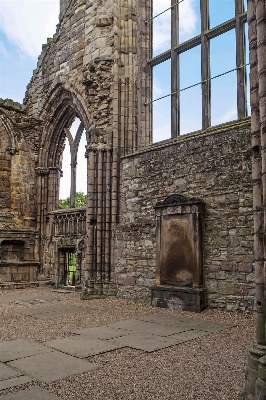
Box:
[59, 191, 87, 209]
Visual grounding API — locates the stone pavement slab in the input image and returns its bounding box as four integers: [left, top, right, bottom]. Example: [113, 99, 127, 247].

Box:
[0, 293, 61, 304]
[0, 376, 32, 391]
[137, 315, 234, 332]
[0, 339, 52, 362]
[0, 363, 32, 391]
[17, 304, 92, 319]
[0, 363, 21, 381]
[7, 350, 98, 382]
[0, 386, 65, 399]
[45, 336, 124, 358]
[107, 320, 190, 336]
[48, 316, 234, 355]
[169, 330, 210, 341]
[109, 333, 181, 352]
[73, 325, 129, 340]
[185, 321, 234, 333]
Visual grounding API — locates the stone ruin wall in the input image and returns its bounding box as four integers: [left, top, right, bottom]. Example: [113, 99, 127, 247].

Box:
[0, 0, 256, 315]
[0, 100, 41, 284]
[0, 100, 41, 228]
[115, 120, 254, 313]
[25, 0, 122, 129]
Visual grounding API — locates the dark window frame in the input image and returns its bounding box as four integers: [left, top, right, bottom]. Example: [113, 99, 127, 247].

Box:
[148, 0, 248, 138]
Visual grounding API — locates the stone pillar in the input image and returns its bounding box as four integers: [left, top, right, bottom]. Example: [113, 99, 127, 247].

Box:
[241, 1, 266, 398]
[82, 127, 116, 298]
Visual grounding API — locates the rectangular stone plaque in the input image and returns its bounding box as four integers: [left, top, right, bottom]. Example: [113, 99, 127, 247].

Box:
[155, 199, 203, 288]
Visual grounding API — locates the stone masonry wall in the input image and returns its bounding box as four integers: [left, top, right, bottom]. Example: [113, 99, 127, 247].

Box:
[114, 120, 254, 312]
[24, 0, 116, 130]
[0, 99, 41, 283]
[0, 99, 41, 228]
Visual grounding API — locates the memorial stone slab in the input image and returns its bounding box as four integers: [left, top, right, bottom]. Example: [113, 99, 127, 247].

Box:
[152, 195, 206, 312]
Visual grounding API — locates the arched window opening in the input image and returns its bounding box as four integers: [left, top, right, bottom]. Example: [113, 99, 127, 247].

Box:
[151, 0, 250, 143]
[59, 135, 71, 202]
[59, 117, 86, 209]
[76, 129, 87, 205]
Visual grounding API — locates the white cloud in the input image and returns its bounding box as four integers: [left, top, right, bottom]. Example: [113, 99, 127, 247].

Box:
[0, 0, 59, 59]
[216, 107, 237, 125]
[0, 40, 8, 58]
[153, 0, 198, 54]
[60, 118, 87, 199]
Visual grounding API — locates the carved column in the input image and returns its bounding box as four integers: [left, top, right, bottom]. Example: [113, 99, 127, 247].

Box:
[35, 167, 50, 276]
[85, 149, 95, 281]
[105, 149, 112, 281]
[241, 1, 266, 398]
[82, 127, 115, 297]
[48, 167, 61, 213]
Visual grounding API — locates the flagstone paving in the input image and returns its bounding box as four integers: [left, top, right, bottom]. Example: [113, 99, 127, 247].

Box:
[17, 304, 93, 319]
[0, 295, 236, 399]
[0, 386, 64, 399]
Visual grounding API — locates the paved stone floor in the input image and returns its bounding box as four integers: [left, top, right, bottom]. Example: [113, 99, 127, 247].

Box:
[0, 288, 256, 399]
[0, 301, 232, 397]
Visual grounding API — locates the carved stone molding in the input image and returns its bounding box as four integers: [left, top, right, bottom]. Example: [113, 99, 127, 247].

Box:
[35, 167, 50, 176]
[6, 146, 18, 155]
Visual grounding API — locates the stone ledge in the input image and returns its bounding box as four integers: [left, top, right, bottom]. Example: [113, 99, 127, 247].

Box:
[0, 281, 39, 290]
[150, 285, 207, 313]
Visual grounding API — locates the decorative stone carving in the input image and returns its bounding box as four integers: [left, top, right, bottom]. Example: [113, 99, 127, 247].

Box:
[35, 168, 50, 176]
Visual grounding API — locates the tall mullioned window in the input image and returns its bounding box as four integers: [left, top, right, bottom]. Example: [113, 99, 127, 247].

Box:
[150, 0, 249, 143]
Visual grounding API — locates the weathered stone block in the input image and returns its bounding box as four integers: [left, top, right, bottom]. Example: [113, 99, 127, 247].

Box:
[218, 281, 235, 295]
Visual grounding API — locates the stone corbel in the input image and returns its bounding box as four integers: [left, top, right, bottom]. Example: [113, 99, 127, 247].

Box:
[6, 146, 18, 155]
[35, 167, 50, 176]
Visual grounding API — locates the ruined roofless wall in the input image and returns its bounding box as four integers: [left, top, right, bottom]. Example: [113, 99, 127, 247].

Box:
[0, 99, 41, 284]
[0, 99, 41, 229]
[24, 0, 116, 128]
[115, 120, 254, 313]
[23, 0, 149, 153]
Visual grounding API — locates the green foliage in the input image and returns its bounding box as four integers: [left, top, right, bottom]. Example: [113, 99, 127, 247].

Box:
[59, 191, 87, 209]
[68, 254, 76, 269]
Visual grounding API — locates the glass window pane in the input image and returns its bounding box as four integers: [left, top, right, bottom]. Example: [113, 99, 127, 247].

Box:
[244, 0, 248, 12]
[180, 45, 202, 134]
[179, 0, 201, 44]
[180, 86, 202, 134]
[60, 138, 71, 200]
[153, 0, 171, 57]
[76, 130, 87, 195]
[211, 30, 236, 77]
[245, 23, 250, 116]
[211, 73, 237, 126]
[210, 0, 235, 28]
[153, 59, 171, 142]
[211, 30, 237, 125]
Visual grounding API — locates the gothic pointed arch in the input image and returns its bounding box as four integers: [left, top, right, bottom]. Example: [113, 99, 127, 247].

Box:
[38, 85, 89, 169]
[0, 108, 19, 154]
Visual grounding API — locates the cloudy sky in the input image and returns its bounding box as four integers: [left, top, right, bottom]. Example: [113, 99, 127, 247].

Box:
[0, 0, 59, 103]
[0, 0, 88, 199]
[0, 0, 250, 196]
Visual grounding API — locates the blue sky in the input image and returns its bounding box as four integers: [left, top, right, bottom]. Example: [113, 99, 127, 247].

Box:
[0, 0, 59, 103]
[0, 0, 88, 199]
[0, 0, 250, 196]
[153, 0, 250, 142]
